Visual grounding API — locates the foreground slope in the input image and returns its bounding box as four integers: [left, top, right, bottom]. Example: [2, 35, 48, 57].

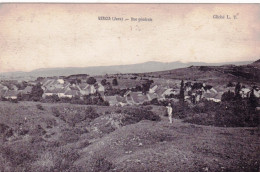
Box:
[75, 117, 260, 172]
[0, 102, 259, 172]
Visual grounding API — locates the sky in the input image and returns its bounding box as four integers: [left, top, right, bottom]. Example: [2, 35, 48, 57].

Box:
[0, 4, 259, 73]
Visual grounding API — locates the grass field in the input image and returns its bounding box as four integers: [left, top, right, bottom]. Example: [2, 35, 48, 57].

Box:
[0, 101, 259, 171]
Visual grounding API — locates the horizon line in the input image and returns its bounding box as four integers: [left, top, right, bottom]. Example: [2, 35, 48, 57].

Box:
[0, 59, 256, 74]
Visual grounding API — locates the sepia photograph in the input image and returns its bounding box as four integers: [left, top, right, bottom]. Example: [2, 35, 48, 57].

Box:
[0, 3, 259, 172]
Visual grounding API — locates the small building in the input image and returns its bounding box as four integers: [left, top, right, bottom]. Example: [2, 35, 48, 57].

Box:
[149, 85, 158, 94]
[0, 90, 7, 98]
[4, 90, 19, 99]
[22, 86, 32, 94]
[57, 79, 65, 84]
[104, 96, 118, 106]
[240, 88, 251, 98]
[64, 90, 81, 98]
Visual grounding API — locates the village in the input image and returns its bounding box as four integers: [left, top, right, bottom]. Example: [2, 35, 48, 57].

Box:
[0, 74, 259, 106]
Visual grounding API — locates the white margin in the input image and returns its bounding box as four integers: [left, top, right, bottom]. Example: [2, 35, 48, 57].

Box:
[0, 0, 260, 3]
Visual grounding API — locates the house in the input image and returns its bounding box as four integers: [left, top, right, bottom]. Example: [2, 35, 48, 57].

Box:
[97, 83, 105, 92]
[124, 90, 132, 97]
[206, 87, 217, 94]
[64, 90, 80, 98]
[22, 86, 32, 94]
[253, 89, 260, 98]
[78, 84, 96, 95]
[42, 79, 65, 91]
[0, 84, 8, 91]
[149, 85, 158, 94]
[41, 78, 52, 86]
[155, 87, 168, 100]
[116, 96, 127, 106]
[57, 79, 64, 84]
[42, 89, 56, 98]
[0, 90, 7, 98]
[147, 93, 158, 101]
[104, 96, 118, 106]
[161, 88, 176, 97]
[240, 88, 251, 98]
[130, 92, 149, 104]
[4, 90, 19, 99]
[56, 88, 67, 98]
[184, 82, 192, 92]
[203, 92, 222, 103]
[10, 85, 18, 91]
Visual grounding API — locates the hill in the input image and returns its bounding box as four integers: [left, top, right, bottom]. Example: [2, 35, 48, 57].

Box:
[0, 101, 259, 171]
[145, 60, 260, 85]
[0, 60, 253, 80]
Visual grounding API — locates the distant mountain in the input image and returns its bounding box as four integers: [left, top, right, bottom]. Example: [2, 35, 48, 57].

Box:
[0, 60, 253, 80]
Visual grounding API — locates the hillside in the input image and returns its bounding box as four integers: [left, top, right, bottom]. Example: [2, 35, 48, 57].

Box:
[145, 60, 260, 85]
[0, 60, 253, 80]
[0, 101, 259, 172]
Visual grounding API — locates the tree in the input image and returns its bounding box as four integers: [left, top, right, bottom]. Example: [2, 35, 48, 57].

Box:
[142, 80, 153, 95]
[112, 78, 118, 86]
[101, 79, 107, 86]
[227, 82, 234, 87]
[76, 79, 81, 84]
[17, 92, 22, 101]
[248, 88, 258, 110]
[234, 82, 241, 99]
[30, 83, 44, 101]
[87, 77, 97, 85]
[179, 80, 185, 102]
[221, 90, 235, 102]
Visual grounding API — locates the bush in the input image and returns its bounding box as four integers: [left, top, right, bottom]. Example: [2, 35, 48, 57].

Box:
[0, 123, 9, 134]
[85, 107, 99, 119]
[175, 99, 259, 127]
[52, 107, 61, 117]
[9, 98, 18, 103]
[227, 82, 234, 87]
[45, 118, 58, 128]
[60, 130, 80, 143]
[36, 104, 44, 110]
[112, 78, 118, 86]
[87, 77, 97, 85]
[221, 90, 235, 102]
[92, 157, 115, 172]
[121, 107, 160, 125]
[30, 83, 44, 101]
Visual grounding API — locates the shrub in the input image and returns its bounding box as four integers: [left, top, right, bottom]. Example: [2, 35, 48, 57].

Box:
[52, 107, 60, 117]
[101, 79, 107, 86]
[112, 78, 118, 86]
[60, 130, 80, 143]
[0, 143, 35, 168]
[71, 113, 87, 125]
[87, 77, 97, 85]
[0, 123, 9, 134]
[176, 99, 259, 127]
[30, 83, 44, 101]
[221, 90, 235, 102]
[92, 157, 114, 172]
[85, 107, 99, 119]
[227, 82, 234, 87]
[45, 118, 58, 128]
[10, 99, 18, 103]
[36, 104, 44, 110]
[121, 107, 160, 125]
